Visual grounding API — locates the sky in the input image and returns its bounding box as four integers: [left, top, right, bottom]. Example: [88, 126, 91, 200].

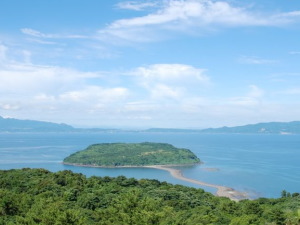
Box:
[1, 0, 300, 128]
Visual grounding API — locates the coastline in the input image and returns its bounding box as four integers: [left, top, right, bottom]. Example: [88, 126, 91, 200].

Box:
[63, 162, 248, 201]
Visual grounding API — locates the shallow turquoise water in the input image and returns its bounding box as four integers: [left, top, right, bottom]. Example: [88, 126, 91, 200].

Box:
[0, 132, 299, 198]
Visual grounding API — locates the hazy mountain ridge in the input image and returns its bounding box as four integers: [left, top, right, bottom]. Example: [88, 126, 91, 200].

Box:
[200, 121, 300, 134]
[0, 116, 74, 132]
[1, 116, 300, 133]
[145, 121, 300, 134]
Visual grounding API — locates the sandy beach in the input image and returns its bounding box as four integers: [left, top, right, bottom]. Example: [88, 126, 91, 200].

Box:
[145, 165, 248, 201]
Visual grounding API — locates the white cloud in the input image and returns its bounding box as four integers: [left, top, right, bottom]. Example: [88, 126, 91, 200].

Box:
[109, 1, 258, 28]
[22, 50, 32, 64]
[132, 63, 209, 84]
[26, 38, 58, 45]
[281, 88, 300, 95]
[0, 57, 214, 126]
[21, 28, 51, 38]
[34, 94, 56, 102]
[20, 28, 118, 62]
[18, 1, 300, 47]
[116, 1, 158, 11]
[227, 85, 264, 107]
[0, 44, 130, 122]
[59, 86, 129, 103]
[1, 42, 299, 127]
[273, 10, 300, 23]
[238, 56, 277, 65]
[0, 63, 99, 95]
[289, 51, 300, 55]
[99, 0, 300, 43]
[0, 103, 20, 110]
[150, 84, 182, 100]
[124, 101, 158, 112]
[227, 97, 260, 107]
[180, 96, 209, 113]
[130, 63, 209, 101]
[21, 28, 88, 40]
[248, 85, 264, 98]
[0, 44, 7, 62]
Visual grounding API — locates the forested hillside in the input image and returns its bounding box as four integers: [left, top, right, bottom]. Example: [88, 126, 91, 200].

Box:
[0, 169, 299, 224]
[63, 142, 200, 166]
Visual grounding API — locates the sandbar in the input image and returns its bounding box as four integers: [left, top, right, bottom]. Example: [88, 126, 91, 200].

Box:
[144, 165, 248, 201]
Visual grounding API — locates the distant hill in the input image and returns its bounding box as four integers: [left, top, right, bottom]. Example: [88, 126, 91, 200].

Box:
[146, 121, 300, 134]
[145, 128, 199, 132]
[0, 116, 74, 132]
[145, 128, 199, 133]
[0, 116, 130, 133]
[200, 121, 300, 134]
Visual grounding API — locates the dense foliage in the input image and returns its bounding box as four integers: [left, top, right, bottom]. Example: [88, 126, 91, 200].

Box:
[63, 142, 200, 166]
[0, 169, 299, 225]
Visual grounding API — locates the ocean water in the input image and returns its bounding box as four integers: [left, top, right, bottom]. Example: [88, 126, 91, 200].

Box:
[0, 132, 299, 198]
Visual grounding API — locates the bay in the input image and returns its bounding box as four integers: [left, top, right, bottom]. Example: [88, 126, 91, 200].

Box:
[0, 132, 299, 198]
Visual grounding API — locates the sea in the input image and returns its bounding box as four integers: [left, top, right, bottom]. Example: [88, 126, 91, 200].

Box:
[0, 132, 299, 199]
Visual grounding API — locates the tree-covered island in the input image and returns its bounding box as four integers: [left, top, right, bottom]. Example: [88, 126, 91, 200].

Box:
[63, 142, 200, 167]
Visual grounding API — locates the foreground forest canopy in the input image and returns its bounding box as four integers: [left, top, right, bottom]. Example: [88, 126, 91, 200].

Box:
[63, 142, 200, 166]
[0, 169, 299, 225]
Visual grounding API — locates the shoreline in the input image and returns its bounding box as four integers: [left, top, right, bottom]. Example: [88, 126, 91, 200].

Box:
[63, 162, 248, 201]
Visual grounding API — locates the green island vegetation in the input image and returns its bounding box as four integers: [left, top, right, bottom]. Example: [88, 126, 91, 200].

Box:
[63, 142, 200, 166]
[0, 168, 299, 225]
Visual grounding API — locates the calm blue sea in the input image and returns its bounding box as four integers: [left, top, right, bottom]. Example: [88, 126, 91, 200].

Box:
[0, 132, 299, 198]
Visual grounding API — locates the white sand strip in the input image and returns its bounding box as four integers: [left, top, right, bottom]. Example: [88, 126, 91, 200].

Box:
[145, 165, 248, 201]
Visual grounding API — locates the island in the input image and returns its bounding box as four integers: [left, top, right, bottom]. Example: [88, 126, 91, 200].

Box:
[64, 142, 248, 201]
[63, 142, 200, 166]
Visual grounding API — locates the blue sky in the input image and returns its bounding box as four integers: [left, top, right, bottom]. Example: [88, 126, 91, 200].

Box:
[1, 0, 300, 128]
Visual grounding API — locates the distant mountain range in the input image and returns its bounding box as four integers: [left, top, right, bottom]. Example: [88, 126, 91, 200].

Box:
[0, 116, 74, 132]
[199, 121, 300, 134]
[1, 116, 300, 134]
[146, 121, 300, 134]
[0, 116, 123, 133]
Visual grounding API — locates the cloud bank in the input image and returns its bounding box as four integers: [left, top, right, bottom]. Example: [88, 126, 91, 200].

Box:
[98, 0, 300, 43]
[2, 1, 300, 127]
